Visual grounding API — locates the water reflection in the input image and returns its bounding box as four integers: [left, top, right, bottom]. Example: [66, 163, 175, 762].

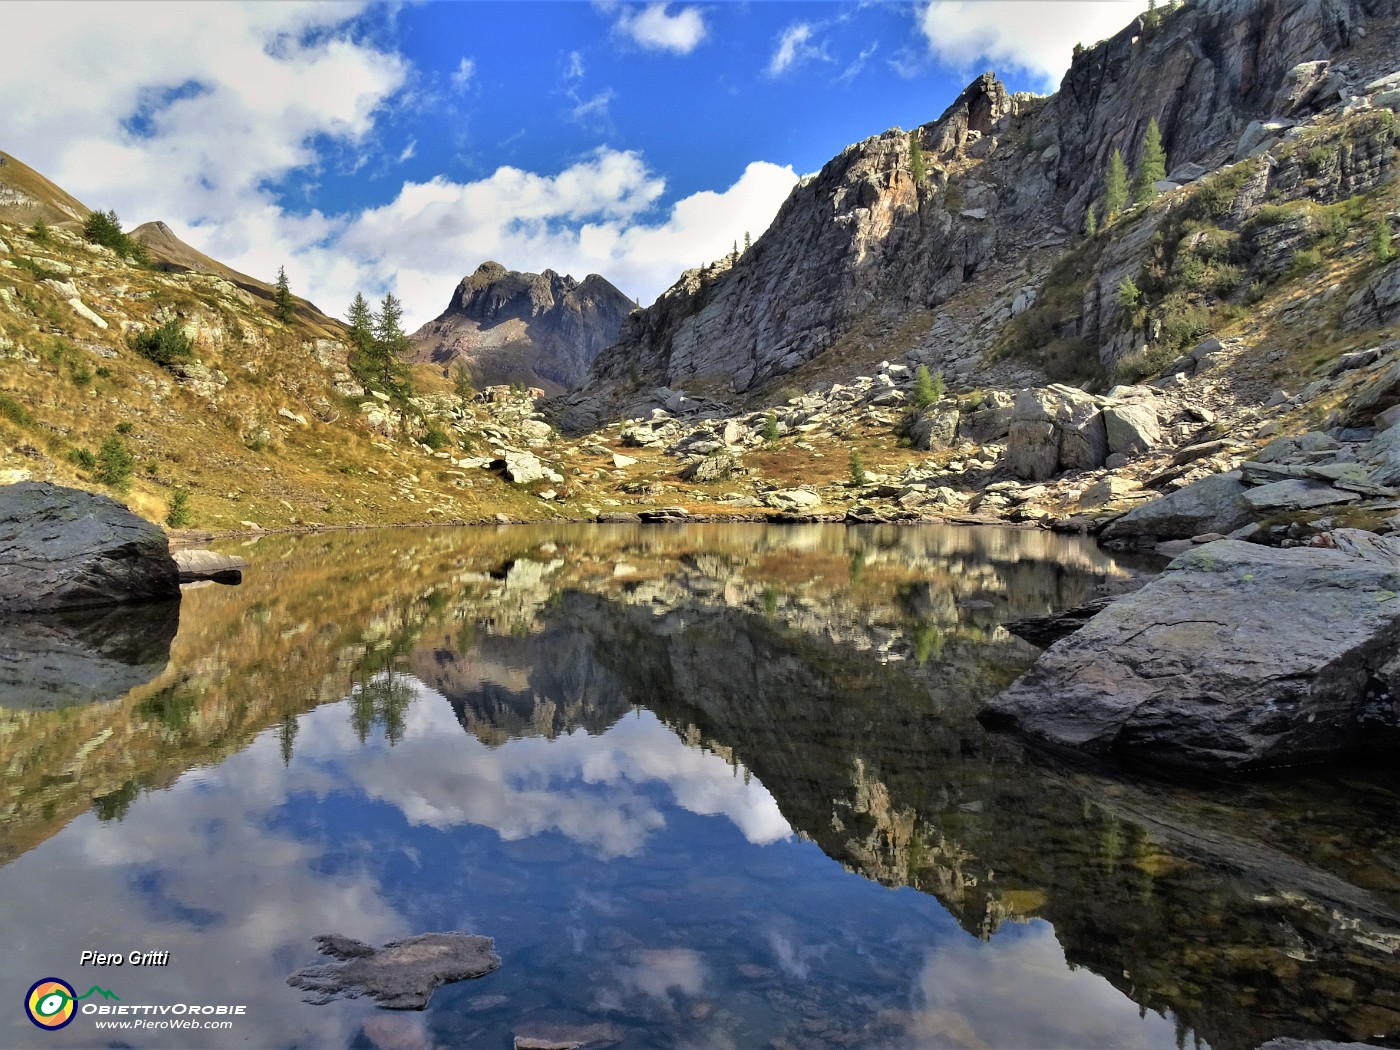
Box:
[0, 524, 1394, 1050]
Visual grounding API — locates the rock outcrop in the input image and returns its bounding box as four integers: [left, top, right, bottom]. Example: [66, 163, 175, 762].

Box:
[563, 0, 1399, 428]
[0, 482, 180, 611]
[981, 532, 1400, 770]
[287, 932, 500, 1009]
[410, 262, 635, 394]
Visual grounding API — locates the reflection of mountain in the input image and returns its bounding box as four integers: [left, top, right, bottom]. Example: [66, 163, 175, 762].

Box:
[410, 627, 631, 745]
[543, 592, 1400, 1050]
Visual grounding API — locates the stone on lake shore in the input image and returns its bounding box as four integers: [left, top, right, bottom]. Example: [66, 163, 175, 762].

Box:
[0, 481, 180, 611]
[288, 932, 500, 1009]
[172, 548, 250, 582]
[981, 531, 1400, 771]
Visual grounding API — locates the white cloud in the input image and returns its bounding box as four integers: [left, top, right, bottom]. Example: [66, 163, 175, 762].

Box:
[768, 22, 827, 77]
[918, 1, 1139, 90]
[838, 41, 879, 84]
[450, 55, 476, 90]
[613, 3, 708, 54]
[398, 139, 416, 163]
[325, 150, 796, 326]
[0, 1, 795, 331]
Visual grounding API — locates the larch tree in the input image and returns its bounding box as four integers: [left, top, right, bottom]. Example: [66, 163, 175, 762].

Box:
[274, 266, 296, 323]
[1131, 119, 1167, 204]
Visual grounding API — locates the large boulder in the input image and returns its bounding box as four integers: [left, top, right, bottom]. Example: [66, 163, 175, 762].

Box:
[908, 405, 959, 451]
[1102, 401, 1162, 457]
[0, 482, 180, 611]
[1006, 386, 1107, 481]
[1100, 471, 1254, 542]
[958, 405, 1014, 444]
[981, 532, 1400, 770]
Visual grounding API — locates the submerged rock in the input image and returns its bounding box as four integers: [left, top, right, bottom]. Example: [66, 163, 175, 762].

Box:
[981, 532, 1400, 770]
[288, 932, 500, 1009]
[0, 482, 180, 611]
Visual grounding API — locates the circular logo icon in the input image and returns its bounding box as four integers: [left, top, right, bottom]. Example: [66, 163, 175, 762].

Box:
[25, 978, 77, 1030]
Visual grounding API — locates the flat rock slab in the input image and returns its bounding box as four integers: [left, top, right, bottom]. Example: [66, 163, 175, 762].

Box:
[0, 482, 180, 611]
[981, 531, 1400, 770]
[513, 1021, 623, 1049]
[288, 932, 500, 1009]
[1242, 478, 1361, 511]
[172, 548, 249, 582]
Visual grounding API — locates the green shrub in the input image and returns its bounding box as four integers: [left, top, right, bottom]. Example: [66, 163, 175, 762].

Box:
[1158, 295, 1212, 350]
[1375, 222, 1395, 263]
[95, 436, 134, 487]
[14, 256, 62, 282]
[422, 426, 450, 451]
[762, 413, 779, 442]
[451, 363, 476, 400]
[0, 393, 31, 426]
[165, 490, 193, 528]
[68, 447, 96, 470]
[131, 319, 193, 367]
[115, 421, 133, 435]
[70, 361, 93, 386]
[83, 209, 148, 263]
[848, 448, 867, 486]
[1116, 276, 1142, 309]
[29, 219, 49, 244]
[1289, 248, 1322, 275]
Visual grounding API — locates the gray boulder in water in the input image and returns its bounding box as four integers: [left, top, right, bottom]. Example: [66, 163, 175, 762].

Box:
[0, 482, 180, 611]
[288, 932, 500, 1009]
[981, 531, 1400, 770]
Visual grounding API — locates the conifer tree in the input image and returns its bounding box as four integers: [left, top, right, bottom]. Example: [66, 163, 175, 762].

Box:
[274, 266, 296, 323]
[1082, 205, 1098, 239]
[908, 130, 927, 182]
[346, 292, 375, 383]
[369, 292, 413, 398]
[743, 231, 752, 252]
[1131, 119, 1166, 204]
[1103, 149, 1128, 223]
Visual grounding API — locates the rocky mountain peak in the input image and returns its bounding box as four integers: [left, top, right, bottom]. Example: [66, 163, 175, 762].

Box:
[562, 0, 1400, 430]
[412, 263, 635, 393]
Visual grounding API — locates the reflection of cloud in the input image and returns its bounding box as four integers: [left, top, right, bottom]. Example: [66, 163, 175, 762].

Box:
[0, 710, 402, 1050]
[346, 680, 791, 858]
[902, 922, 1180, 1049]
[618, 948, 707, 998]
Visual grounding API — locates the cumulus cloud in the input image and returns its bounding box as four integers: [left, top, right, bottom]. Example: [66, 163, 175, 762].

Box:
[326, 151, 795, 326]
[0, 2, 794, 330]
[918, 1, 1140, 89]
[768, 22, 827, 77]
[612, 2, 708, 54]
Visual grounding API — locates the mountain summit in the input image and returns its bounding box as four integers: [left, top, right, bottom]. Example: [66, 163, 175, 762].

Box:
[409, 262, 635, 393]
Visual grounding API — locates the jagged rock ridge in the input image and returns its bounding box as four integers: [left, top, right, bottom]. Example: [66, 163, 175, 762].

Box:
[409, 261, 636, 394]
[564, 0, 1400, 428]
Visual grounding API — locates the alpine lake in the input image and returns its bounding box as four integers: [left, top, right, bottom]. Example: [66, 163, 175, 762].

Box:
[2, 523, 1398, 1050]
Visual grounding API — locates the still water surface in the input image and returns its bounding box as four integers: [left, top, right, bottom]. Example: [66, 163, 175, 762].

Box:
[1, 524, 1397, 1050]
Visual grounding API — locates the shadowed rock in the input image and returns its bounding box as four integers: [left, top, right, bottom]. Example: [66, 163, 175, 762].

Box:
[982, 531, 1400, 770]
[288, 932, 500, 1009]
[0, 602, 179, 710]
[0, 482, 180, 611]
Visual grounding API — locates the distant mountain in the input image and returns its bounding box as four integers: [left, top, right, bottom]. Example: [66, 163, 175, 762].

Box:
[0, 150, 92, 227]
[409, 261, 635, 394]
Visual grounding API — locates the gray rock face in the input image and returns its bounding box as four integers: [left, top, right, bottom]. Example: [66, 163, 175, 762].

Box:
[0, 482, 180, 611]
[1100, 471, 1255, 542]
[981, 533, 1400, 770]
[1006, 385, 1107, 480]
[410, 262, 635, 394]
[288, 932, 500, 1009]
[908, 405, 959, 450]
[1103, 400, 1162, 456]
[1342, 260, 1400, 331]
[958, 404, 1014, 443]
[563, 0, 1384, 428]
[680, 453, 738, 482]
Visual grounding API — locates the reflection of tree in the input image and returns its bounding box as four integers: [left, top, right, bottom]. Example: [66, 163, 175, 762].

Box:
[349, 670, 415, 746]
[278, 716, 298, 767]
[92, 780, 140, 823]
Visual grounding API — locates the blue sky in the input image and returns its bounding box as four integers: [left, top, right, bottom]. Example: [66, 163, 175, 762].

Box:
[3, 1, 1140, 327]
